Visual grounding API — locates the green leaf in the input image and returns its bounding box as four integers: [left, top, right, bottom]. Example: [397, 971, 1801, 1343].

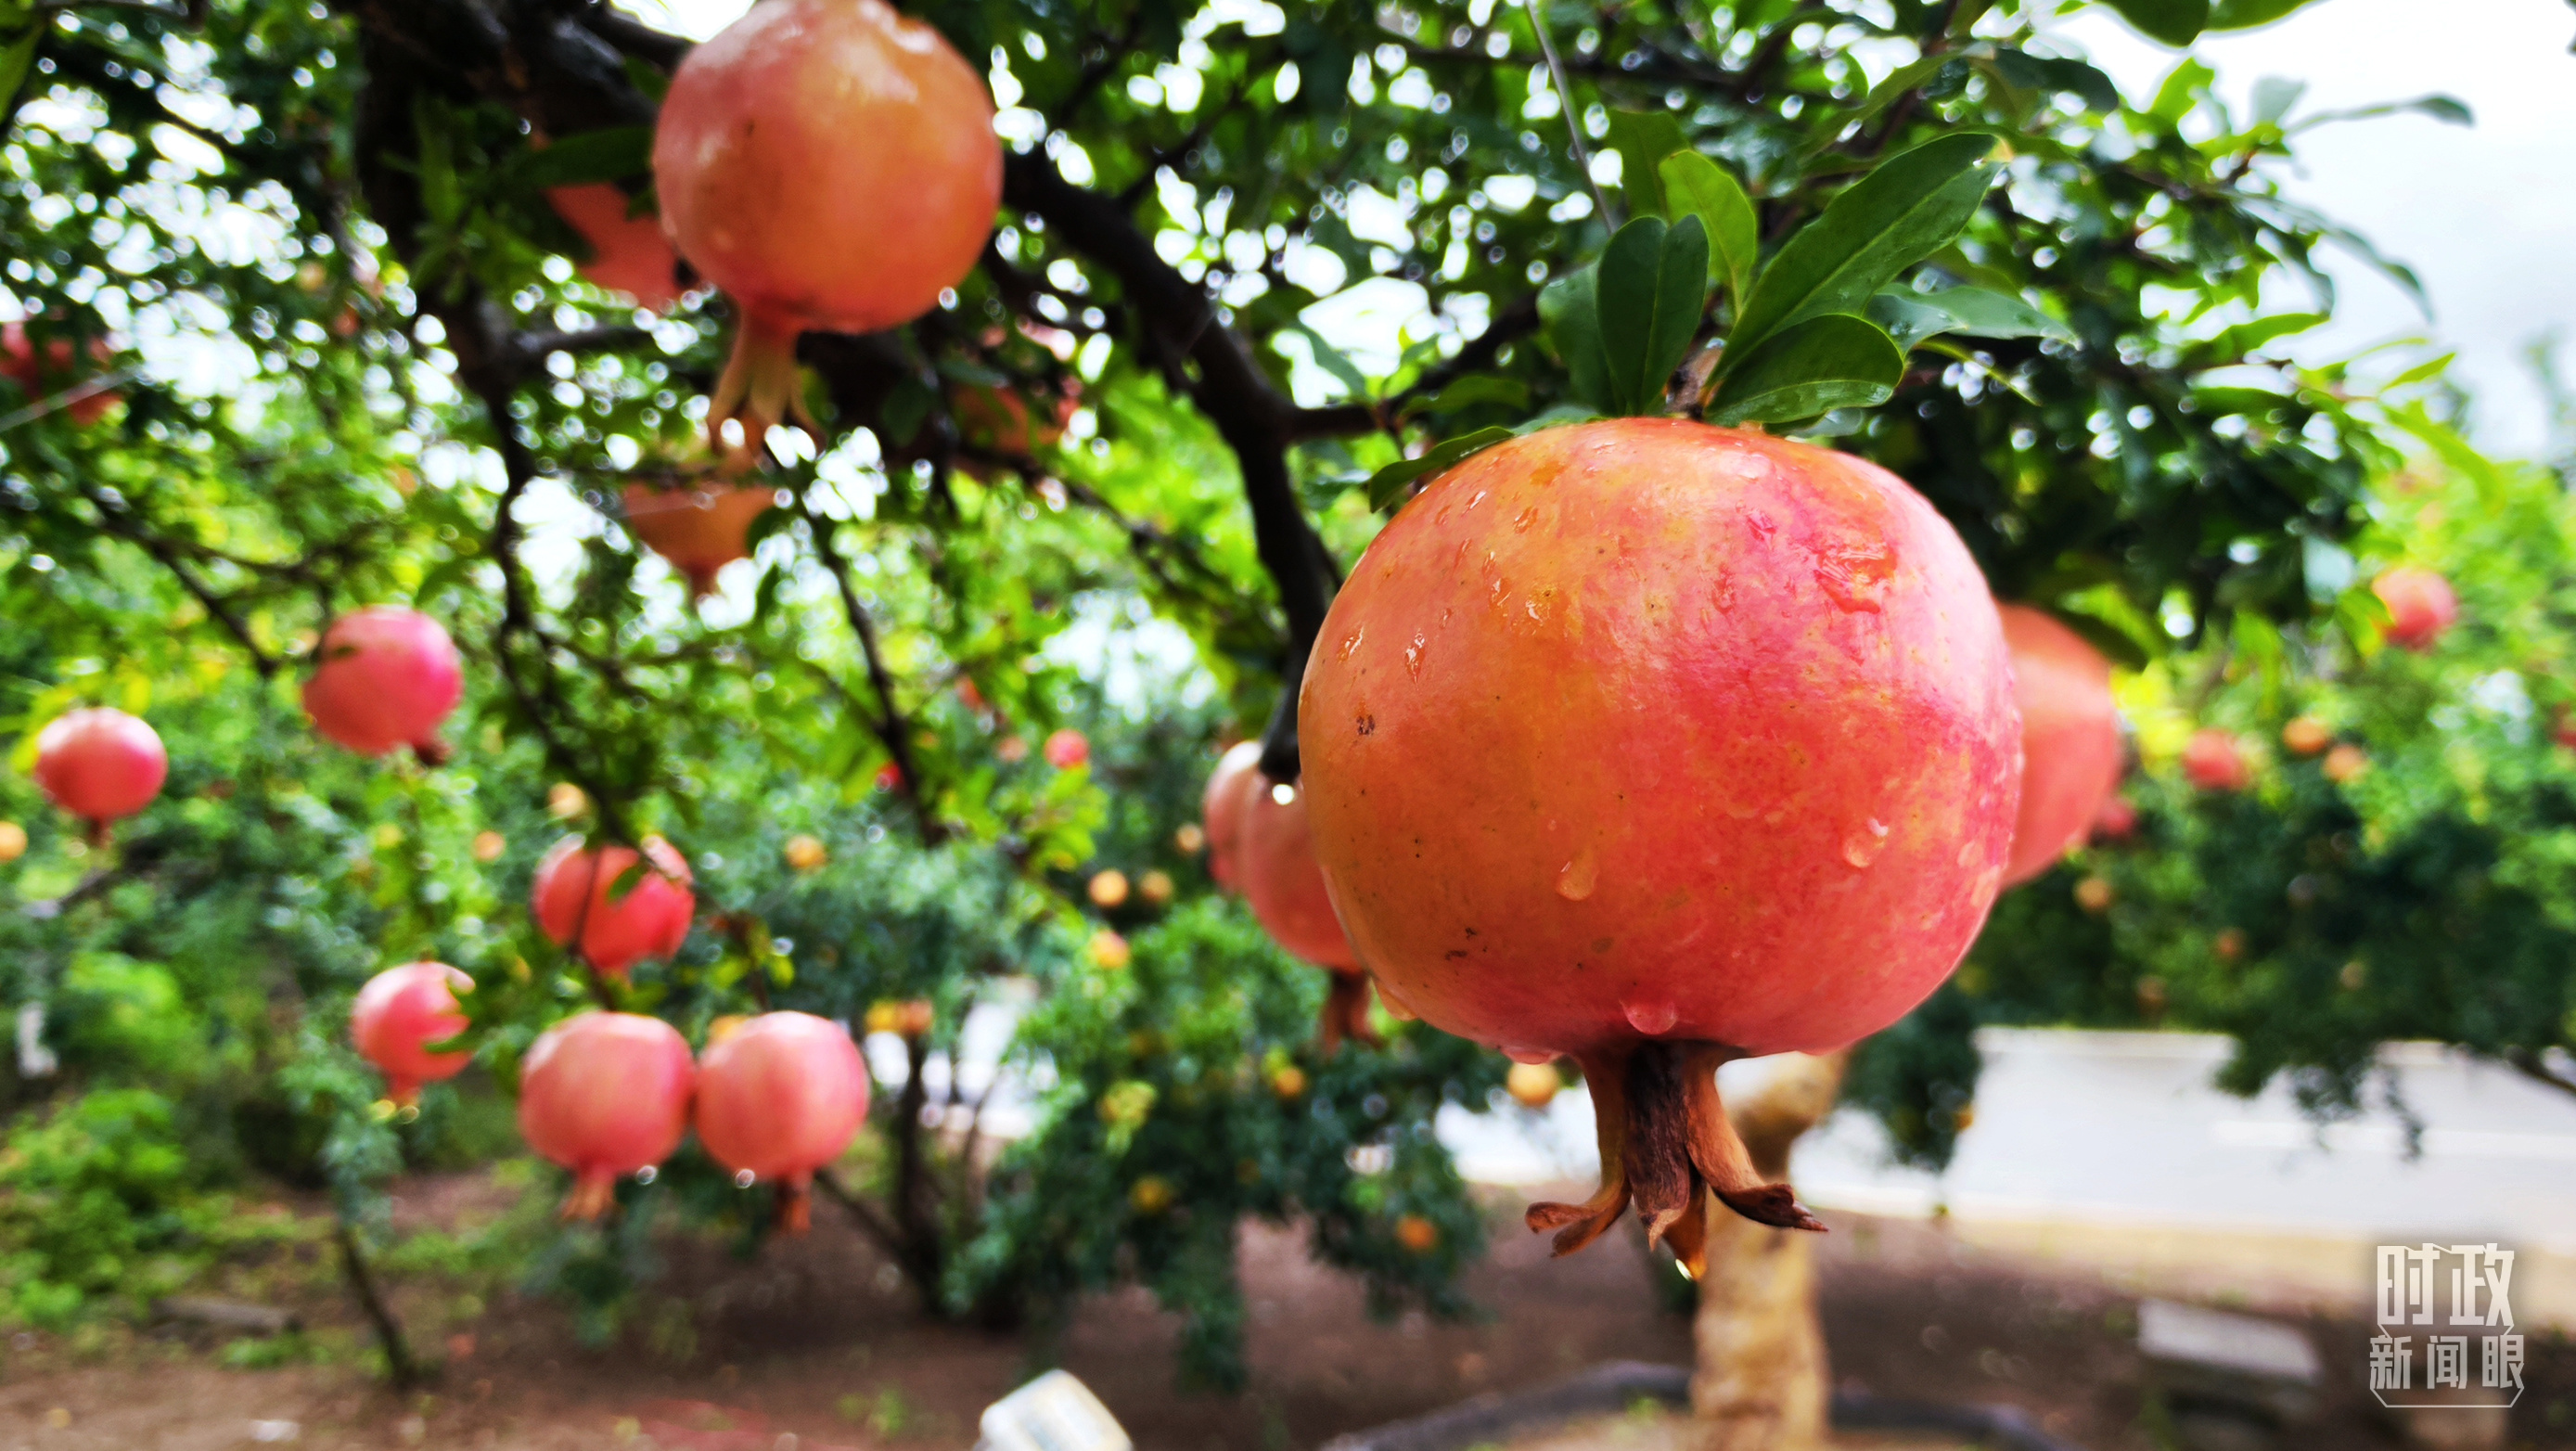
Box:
[2184, 311, 2326, 366]
[2249, 76, 2306, 127]
[623, 55, 673, 104]
[2101, 0, 2210, 46]
[1538, 265, 1613, 414]
[1659, 152, 1758, 309]
[2052, 607, 2155, 671]
[1833, 53, 1953, 144]
[0, 28, 38, 116]
[1707, 315, 1905, 426]
[1604, 109, 1687, 220]
[1866, 286, 2074, 349]
[2150, 58, 2214, 122]
[1725, 133, 1998, 368]
[1408, 374, 1530, 417]
[1363, 427, 1515, 512]
[1986, 50, 2122, 114]
[2296, 94, 2474, 130]
[506, 127, 654, 191]
[1595, 216, 1711, 416]
[2208, 0, 2323, 29]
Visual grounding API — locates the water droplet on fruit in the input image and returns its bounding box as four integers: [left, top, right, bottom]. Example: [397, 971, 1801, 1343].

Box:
[1556, 850, 1598, 901]
[1514, 505, 1539, 532]
[1337, 628, 1365, 661]
[1525, 596, 1548, 624]
[735, 1169, 756, 1188]
[1271, 782, 1297, 805]
[1489, 574, 1508, 607]
[1467, 489, 1489, 510]
[1743, 508, 1777, 541]
[1621, 995, 1679, 1035]
[1404, 632, 1427, 677]
[1842, 818, 1891, 868]
[634, 1165, 659, 1186]
[1506, 1047, 1556, 1065]
[1813, 540, 1899, 613]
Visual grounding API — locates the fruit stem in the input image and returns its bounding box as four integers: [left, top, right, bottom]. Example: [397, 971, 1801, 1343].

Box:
[775, 1175, 814, 1234]
[1317, 969, 1381, 1055]
[707, 312, 815, 473]
[1525, 1041, 1823, 1280]
[561, 1167, 619, 1222]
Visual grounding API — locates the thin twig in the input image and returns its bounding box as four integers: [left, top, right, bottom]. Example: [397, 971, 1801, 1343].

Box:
[1526, 0, 1612, 224]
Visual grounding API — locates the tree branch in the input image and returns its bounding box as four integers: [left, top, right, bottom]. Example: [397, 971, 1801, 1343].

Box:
[790, 494, 945, 844]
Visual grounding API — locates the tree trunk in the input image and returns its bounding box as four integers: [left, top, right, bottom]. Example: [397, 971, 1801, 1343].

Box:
[1689, 1051, 1848, 1451]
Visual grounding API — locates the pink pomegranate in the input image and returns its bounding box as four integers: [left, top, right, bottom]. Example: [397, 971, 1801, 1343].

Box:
[352, 961, 474, 1106]
[302, 606, 465, 761]
[2373, 566, 2457, 651]
[622, 484, 775, 598]
[1997, 605, 2122, 886]
[1199, 740, 1262, 890]
[2092, 793, 2139, 841]
[32, 708, 168, 836]
[517, 1012, 697, 1219]
[2181, 729, 2252, 791]
[1044, 728, 1090, 769]
[652, 0, 1001, 463]
[1, 321, 117, 424]
[532, 835, 696, 976]
[546, 183, 686, 310]
[693, 1011, 869, 1231]
[1237, 777, 1377, 1051]
[1299, 419, 2019, 1274]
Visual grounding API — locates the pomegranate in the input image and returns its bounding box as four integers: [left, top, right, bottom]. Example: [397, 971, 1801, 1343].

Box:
[2092, 794, 2138, 841]
[302, 606, 465, 761]
[1997, 605, 2122, 887]
[692, 1011, 869, 1231]
[1237, 777, 1377, 1051]
[0, 821, 24, 863]
[653, 0, 1001, 461]
[2323, 742, 2369, 783]
[517, 1011, 696, 1219]
[32, 708, 168, 836]
[1, 321, 117, 424]
[622, 484, 775, 598]
[532, 835, 696, 976]
[2281, 715, 2332, 757]
[2180, 729, 2252, 791]
[546, 183, 686, 310]
[1299, 419, 2019, 1275]
[2373, 566, 2457, 650]
[351, 961, 474, 1106]
[1199, 740, 1262, 890]
[1044, 728, 1090, 769]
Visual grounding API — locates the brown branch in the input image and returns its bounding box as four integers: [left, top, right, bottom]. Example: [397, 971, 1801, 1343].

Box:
[83, 486, 281, 679]
[335, 1219, 424, 1390]
[2506, 1047, 2576, 1104]
[790, 494, 944, 844]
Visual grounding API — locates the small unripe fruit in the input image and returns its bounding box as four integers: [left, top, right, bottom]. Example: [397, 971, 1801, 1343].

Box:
[996, 736, 1031, 764]
[547, 783, 588, 819]
[2214, 928, 2246, 962]
[783, 834, 827, 873]
[1087, 869, 1130, 908]
[2372, 566, 2458, 651]
[1138, 869, 1176, 905]
[1044, 729, 1090, 770]
[1088, 930, 1130, 969]
[1173, 823, 1206, 855]
[2323, 743, 2369, 783]
[2181, 730, 2252, 791]
[1269, 1064, 1309, 1100]
[2092, 795, 2138, 841]
[0, 821, 24, 863]
[1394, 1214, 1440, 1253]
[2281, 716, 2332, 757]
[1129, 1175, 1174, 1214]
[2073, 876, 2115, 914]
[472, 830, 506, 863]
[1506, 1060, 1560, 1110]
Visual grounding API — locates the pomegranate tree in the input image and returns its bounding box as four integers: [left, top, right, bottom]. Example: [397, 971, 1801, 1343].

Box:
[351, 961, 473, 1106]
[2373, 566, 2458, 650]
[32, 707, 168, 839]
[532, 835, 696, 976]
[517, 1012, 697, 1219]
[1237, 777, 1377, 1050]
[693, 1011, 869, 1231]
[301, 606, 464, 761]
[652, 0, 1000, 462]
[546, 183, 686, 310]
[1300, 420, 2019, 1274]
[1996, 605, 2122, 886]
[1198, 740, 1262, 890]
[1, 321, 117, 424]
[622, 484, 774, 598]
[2181, 729, 2252, 791]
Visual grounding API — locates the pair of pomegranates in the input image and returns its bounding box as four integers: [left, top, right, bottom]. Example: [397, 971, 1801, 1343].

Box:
[1199, 742, 1378, 1050]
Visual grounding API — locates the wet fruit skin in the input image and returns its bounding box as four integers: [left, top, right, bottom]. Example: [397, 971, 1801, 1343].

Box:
[1199, 740, 1262, 890]
[351, 961, 473, 1106]
[517, 1011, 697, 1220]
[301, 606, 465, 760]
[32, 708, 168, 830]
[2373, 566, 2457, 651]
[1301, 419, 2019, 1064]
[532, 835, 697, 977]
[1996, 605, 2122, 887]
[693, 1011, 868, 1232]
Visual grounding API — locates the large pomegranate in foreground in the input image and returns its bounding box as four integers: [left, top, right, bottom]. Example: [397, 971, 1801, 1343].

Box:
[2372, 566, 2457, 651]
[1301, 419, 2019, 1274]
[693, 1012, 868, 1231]
[518, 1012, 696, 1219]
[1198, 740, 1262, 890]
[653, 0, 1000, 461]
[532, 835, 696, 976]
[302, 606, 464, 761]
[622, 484, 774, 598]
[1, 321, 117, 424]
[546, 183, 686, 311]
[1237, 777, 1377, 1051]
[1997, 605, 2122, 886]
[352, 961, 473, 1106]
[32, 707, 167, 838]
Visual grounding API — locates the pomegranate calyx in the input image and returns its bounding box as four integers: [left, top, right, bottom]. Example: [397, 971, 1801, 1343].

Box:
[774, 1175, 814, 1234]
[411, 737, 454, 767]
[707, 314, 815, 471]
[1526, 1042, 1822, 1280]
[561, 1169, 620, 1222]
[1318, 969, 1381, 1055]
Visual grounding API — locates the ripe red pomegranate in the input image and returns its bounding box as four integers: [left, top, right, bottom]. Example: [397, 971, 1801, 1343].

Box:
[32, 707, 167, 837]
[2373, 566, 2457, 651]
[2181, 729, 2252, 791]
[517, 1012, 696, 1219]
[653, 0, 1000, 461]
[532, 835, 696, 976]
[2092, 793, 2138, 841]
[352, 961, 473, 1106]
[623, 484, 774, 598]
[1, 321, 117, 424]
[1300, 420, 2019, 1274]
[1199, 740, 1262, 889]
[302, 606, 464, 761]
[693, 1011, 869, 1231]
[546, 183, 686, 310]
[1237, 777, 1377, 1050]
[1044, 728, 1090, 769]
[1997, 605, 2121, 886]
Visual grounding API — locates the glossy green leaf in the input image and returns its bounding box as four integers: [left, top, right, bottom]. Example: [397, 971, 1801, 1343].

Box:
[1285, 322, 1373, 401]
[1604, 108, 1686, 220]
[0, 28, 36, 116]
[2209, 0, 2325, 29]
[1596, 215, 1710, 416]
[506, 126, 654, 190]
[1866, 286, 2075, 349]
[1707, 315, 1905, 426]
[2150, 58, 2216, 121]
[1725, 134, 1998, 368]
[2184, 312, 2326, 366]
[2101, 0, 2210, 46]
[1538, 264, 1613, 415]
[1409, 374, 1531, 417]
[1363, 426, 1515, 511]
[1660, 151, 1759, 308]
[1986, 49, 2122, 113]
